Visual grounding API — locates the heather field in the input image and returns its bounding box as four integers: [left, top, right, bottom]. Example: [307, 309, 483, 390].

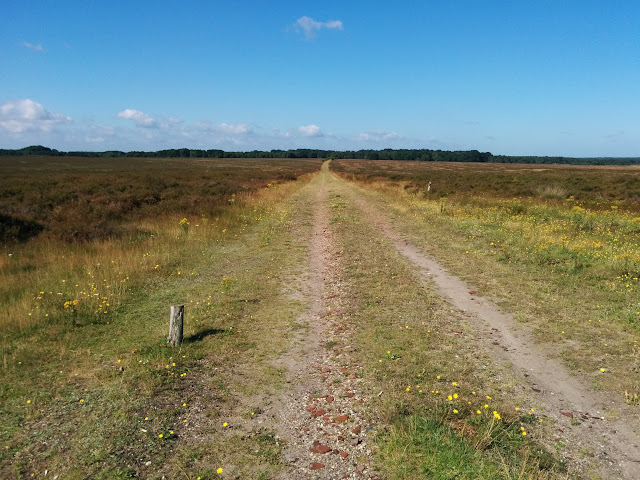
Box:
[1, 157, 639, 479]
[331, 159, 640, 210]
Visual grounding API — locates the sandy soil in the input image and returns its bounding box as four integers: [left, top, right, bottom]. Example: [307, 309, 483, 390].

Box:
[336, 171, 640, 479]
[264, 172, 379, 479]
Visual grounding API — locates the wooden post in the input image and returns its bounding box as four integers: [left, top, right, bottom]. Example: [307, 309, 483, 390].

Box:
[168, 304, 184, 346]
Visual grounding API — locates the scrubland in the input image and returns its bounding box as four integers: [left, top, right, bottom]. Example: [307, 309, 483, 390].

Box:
[2, 156, 638, 479]
[0, 157, 321, 478]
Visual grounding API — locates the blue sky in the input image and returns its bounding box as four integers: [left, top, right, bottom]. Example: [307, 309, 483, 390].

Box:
[1, 1, 639, 156]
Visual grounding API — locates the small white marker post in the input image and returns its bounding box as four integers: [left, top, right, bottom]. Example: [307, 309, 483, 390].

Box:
[168, 304, 184, 346]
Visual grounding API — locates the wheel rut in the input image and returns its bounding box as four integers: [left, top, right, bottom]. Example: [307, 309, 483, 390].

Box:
[331, 171, 640, 479]
[269, 169, 379, 479]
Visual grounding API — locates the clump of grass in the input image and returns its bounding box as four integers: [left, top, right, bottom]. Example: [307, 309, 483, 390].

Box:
[378, 414, 557, 479]
[536, 185, 568, 200]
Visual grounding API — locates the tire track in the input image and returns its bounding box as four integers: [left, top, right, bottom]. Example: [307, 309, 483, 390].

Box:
[269, 168, 379, 480]
[331, 171, 640, 479]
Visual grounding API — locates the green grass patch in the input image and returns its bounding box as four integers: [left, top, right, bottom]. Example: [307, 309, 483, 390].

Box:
[379, 415, 557, 480]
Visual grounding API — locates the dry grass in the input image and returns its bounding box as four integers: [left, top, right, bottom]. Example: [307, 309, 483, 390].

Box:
[0, 157, 321, 331]
[332, 165, 640, 413]
[317, 171, 565, 479]
[0, 156, 318, 243]
[0, 158, 320, 479]
[3, 156, 613, 477]
[536, 185, 568, 200]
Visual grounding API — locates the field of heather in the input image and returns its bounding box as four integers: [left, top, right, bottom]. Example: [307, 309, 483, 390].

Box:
[1, 157, 639, 479]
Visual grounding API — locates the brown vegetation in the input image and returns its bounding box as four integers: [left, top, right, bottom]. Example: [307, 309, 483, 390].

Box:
[0, 156, 319, 243]
[331, 159, 640, 211]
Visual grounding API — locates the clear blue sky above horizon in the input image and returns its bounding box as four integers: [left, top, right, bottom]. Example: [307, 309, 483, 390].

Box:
[1, 1, 639, 156]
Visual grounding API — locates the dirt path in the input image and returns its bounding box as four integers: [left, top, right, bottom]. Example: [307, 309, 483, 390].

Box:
[258, 165, 640, 479]
[266, 167, 379, 479]
[325, 169, 640, 479]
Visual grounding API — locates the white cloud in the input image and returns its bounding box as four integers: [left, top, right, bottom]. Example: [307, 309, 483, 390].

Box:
[117, 109, 158, 128]
[217, 122, 251, 134]
[195, 121, 252, 135]
[357, 129, 402, 142]
[84, 124, 116, 144]
[0, 99, 71, 133]
[0, 102, 423, 153]
[298, 124, 323, 137]
[22, 41, 44, 52]
[294, 16, 343, 39]
[166, 116, 183, 126]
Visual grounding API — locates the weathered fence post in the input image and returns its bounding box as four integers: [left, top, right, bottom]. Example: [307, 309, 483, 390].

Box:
[168, 304, 184, 346]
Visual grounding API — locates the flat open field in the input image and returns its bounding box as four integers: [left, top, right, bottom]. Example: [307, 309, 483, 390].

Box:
[0, 156, 319, 243]
[331, 159, 640, 210]
[1, 158, 639, 479]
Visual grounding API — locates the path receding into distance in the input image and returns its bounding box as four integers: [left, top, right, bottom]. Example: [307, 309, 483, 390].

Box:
[267, 162, 640, 479]
[263, 166, 378, 480]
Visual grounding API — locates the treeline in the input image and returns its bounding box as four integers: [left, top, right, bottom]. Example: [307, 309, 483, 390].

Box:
[1, 145, 639, 165]
[0, 145, 492, 161]
[489, 155, 640, 165]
